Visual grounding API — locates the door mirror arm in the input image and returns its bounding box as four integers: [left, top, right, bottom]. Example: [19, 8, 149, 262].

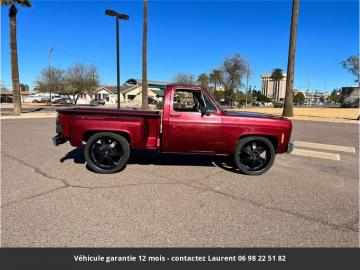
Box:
[201, 106, 210, 117]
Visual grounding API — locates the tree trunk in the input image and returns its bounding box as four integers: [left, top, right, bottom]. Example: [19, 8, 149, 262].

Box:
[283, 0, 299, 117]
[141, 0, 149, 110]
[9, 5, 22, 114]
[273, 80, 276, 102]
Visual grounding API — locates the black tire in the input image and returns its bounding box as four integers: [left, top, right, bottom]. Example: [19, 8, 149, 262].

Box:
[233, 136, 275, 175]
[84, 132, 130, 174]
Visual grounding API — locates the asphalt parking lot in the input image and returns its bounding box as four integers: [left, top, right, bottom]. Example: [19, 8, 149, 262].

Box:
[1, 118, 359, 247]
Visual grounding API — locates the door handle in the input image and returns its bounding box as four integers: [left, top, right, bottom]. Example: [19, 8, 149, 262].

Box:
[169, 114, 181, 117]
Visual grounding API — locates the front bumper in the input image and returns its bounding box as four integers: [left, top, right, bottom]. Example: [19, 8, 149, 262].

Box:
[286, 142, 294, 154]
[52, 135, 67, 146]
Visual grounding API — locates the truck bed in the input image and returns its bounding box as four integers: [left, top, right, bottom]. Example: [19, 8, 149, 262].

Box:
[57, 108, 162, 150]
[57, 107, 161, 118]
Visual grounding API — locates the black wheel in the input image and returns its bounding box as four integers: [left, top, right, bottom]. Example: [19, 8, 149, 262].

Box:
[233, 136, 275, 175]
[84, 132, 130, 174]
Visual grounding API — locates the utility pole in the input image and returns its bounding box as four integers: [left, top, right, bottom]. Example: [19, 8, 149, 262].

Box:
[323, 80, 327, 107]
[306, 66, 310, 107]
[245, 63, 250, 108]
[48, 47, 54, 105]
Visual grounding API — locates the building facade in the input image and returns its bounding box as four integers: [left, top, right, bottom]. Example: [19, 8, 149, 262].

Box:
[76, 86, 117, 105]
[261, 73, 287, 102]
[119, 78, 170, 103]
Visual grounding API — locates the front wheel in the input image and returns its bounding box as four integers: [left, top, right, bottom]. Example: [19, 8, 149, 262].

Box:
[233, 136, 275, 175]
[84, 132, 130, 174]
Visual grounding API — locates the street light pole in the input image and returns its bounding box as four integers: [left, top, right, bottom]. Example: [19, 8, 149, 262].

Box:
[105, 9, 129, 109]
[116, 16, 120, 109]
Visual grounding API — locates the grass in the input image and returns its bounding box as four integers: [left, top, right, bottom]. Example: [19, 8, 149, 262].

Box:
[235, 107, 360, 120]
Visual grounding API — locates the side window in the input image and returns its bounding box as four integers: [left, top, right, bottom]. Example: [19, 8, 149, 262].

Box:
[173, 90, 201, 112]
[203, 94, 217, 113]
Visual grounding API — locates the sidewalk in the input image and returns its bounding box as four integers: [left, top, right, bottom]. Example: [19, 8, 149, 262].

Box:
[1, 112, 57, 120]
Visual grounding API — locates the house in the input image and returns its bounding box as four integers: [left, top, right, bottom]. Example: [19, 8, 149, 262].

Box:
[67, 78, 171, 105]
[76, 86, 117, 105]
[120, 78, 170, 103]
[1, 88, 12, 103]
[0, 88, 32, 103]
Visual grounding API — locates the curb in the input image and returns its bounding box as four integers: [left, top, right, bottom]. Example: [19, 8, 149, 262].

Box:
[294, 141, 356, 153]
[291, 148, 340, 161]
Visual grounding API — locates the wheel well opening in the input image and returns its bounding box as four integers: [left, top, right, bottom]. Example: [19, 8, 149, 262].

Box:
[238, 135, 278, 151]
[83, 131, 131, 144]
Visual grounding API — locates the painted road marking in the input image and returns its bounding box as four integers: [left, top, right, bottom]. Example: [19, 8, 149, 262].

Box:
[293, 141, 355, 153]
[291, 148, 340, 161]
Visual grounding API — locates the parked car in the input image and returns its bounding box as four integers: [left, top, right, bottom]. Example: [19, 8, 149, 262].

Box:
[148, 97, 157, 104]
[90, 99, 105, 106]
[1, 96, 13, 103]
[53, 98, 72, 104]
[32, 98, 49, 103]
[53, 84, 293, 175]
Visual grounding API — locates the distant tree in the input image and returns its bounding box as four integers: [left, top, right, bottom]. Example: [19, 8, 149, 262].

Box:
[36, 67, 66, 94]
[221, 53, 247, 107]
[270, 68, 284, 103]
[65, 63, 99, 104]
[197, 73, 209, 88]
[328, 89, 341, 103]
[212, 89, 225, 102]
[250, 90, 271, 103]
[257, 94, 272, 103]
[293, 92, 305, 104]
[209, 69, 223, 93]
[19, 83, 29, 92]
[173, 73, 195, 84]
[2, 0, 32, 113]
[340, 55, 359, 84]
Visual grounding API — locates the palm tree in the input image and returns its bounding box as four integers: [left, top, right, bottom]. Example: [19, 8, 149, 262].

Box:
[209, 69, 223, 94]
[270, 68, 284, 103]
[141, 0, 149, 110]
[2, 0, 31, 114]
[197, 73, 209, 88]
[283, 0, 300, 117]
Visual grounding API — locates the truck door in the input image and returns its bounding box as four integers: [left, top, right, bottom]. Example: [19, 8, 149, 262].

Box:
[165, 89, 222, 154]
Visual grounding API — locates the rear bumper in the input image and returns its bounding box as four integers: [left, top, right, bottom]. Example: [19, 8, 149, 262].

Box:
[52, 135, 67, 146]
[286, 142, 294, 154]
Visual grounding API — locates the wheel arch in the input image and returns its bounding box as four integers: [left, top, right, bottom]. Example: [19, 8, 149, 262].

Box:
[236, 134, 278, 153]
[83, 130, 131, 144]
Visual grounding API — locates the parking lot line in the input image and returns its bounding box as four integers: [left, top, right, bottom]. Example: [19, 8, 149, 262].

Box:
[291, 148, 340, 161]
[293, 141, 356, 153]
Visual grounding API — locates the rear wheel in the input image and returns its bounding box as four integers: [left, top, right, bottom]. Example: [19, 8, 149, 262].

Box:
[84, 132, 130, 174]
[233, 136, 275, 175]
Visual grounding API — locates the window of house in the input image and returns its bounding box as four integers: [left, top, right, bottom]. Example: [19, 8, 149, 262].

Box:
[103, 93, 109, 102]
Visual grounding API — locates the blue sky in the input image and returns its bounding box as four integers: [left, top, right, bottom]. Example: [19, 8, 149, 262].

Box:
[1, 0, 358, 92]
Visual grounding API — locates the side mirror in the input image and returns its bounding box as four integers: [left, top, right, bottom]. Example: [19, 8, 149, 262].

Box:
[201, 107, 209, 117]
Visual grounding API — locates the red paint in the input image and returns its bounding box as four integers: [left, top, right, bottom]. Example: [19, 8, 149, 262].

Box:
[55, 84, 292, 155]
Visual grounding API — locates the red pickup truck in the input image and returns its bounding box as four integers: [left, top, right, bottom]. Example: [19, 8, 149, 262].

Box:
[53, 84, 293, 175]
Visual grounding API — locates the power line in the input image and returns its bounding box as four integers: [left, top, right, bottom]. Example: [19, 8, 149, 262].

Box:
[53, 48, 139, 74]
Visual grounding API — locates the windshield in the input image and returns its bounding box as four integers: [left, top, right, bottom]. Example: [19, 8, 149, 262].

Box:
[206, 90, 227, 113]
